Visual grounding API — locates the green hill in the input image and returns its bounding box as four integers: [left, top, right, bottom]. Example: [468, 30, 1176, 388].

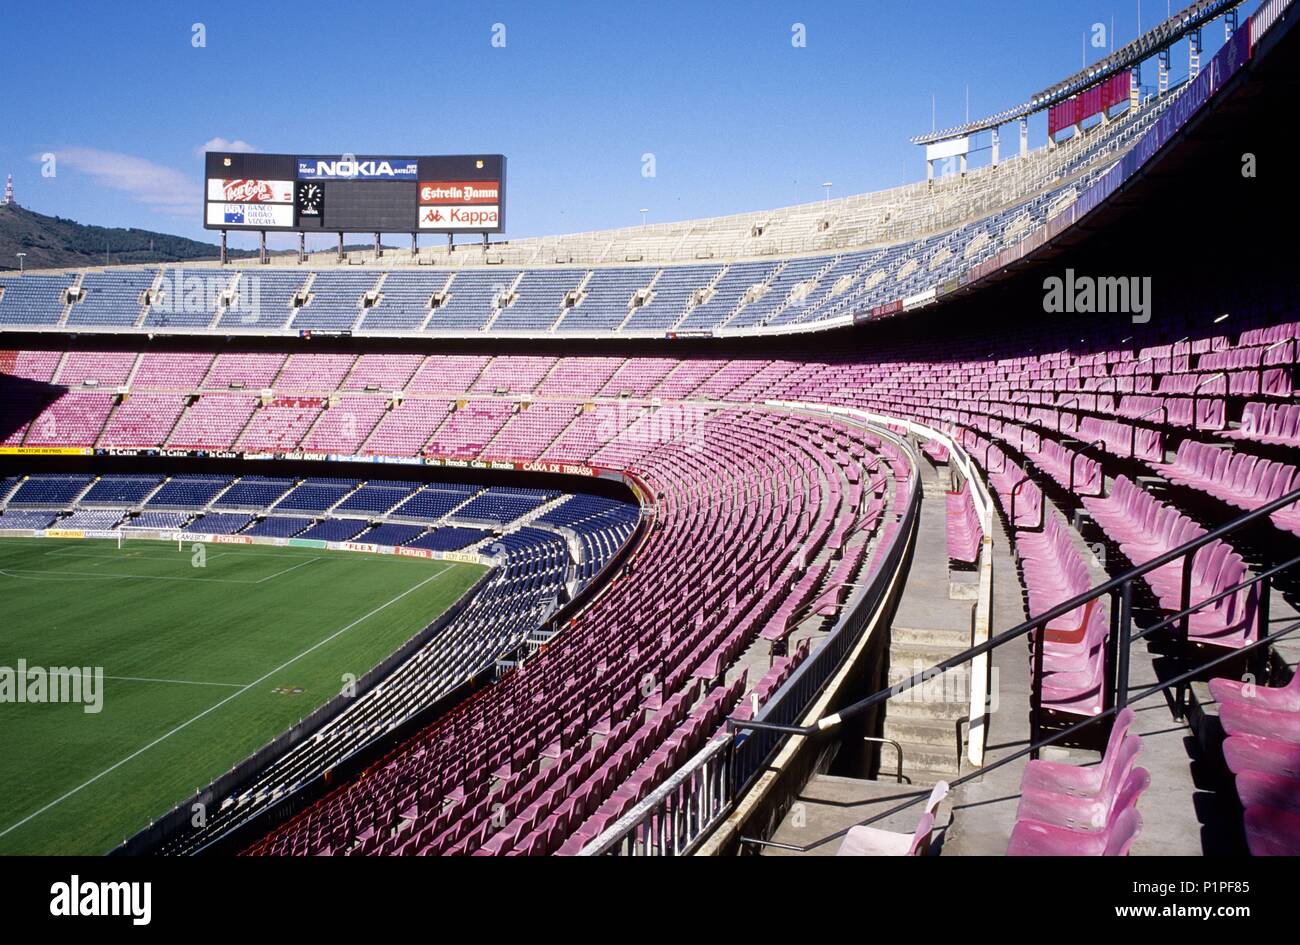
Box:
[0, 202, 258, 270]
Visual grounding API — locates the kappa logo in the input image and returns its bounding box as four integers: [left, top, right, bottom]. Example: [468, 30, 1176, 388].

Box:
[50, 875, 151, 926]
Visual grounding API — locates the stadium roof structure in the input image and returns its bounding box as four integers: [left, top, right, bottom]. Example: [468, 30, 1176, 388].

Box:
[0, 16, 1266, 345]
[910, 0, 1244, 146]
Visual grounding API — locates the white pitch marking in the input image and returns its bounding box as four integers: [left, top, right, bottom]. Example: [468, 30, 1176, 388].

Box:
[0, 567, 257, 586]
[95, 673, 247, 689]
[253, 556, 322, 583]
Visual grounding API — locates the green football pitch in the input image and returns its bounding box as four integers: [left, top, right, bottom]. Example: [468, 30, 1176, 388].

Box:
[0, 536, 484, 855]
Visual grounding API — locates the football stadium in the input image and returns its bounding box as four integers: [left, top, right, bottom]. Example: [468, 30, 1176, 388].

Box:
[0, 0, 1297, 904]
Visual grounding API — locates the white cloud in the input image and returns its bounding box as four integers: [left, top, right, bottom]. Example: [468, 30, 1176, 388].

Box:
[46, 147, 200, 219]
[196, 137, 258, 157]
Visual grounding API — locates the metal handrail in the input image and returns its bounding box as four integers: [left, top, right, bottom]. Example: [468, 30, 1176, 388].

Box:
[743, 614, 1300, 854]
[733, 482, 1300, 739]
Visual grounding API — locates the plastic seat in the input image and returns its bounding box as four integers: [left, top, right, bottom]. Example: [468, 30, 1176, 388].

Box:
[1221, 733, 1300, 780]
[1242, 805, 1300, 856]
[1019, 708, 1137, 797]
[1014, 733, 1142, 830]
[1234, 769, 1300, 816]
[1006, 767, 1149, 856]
[837, 782, 949, 857]
[1219, 699, 1300, 744]
[1209, 669, 1300, 714]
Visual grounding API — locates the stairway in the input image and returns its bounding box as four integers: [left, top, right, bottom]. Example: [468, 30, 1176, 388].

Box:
[880, 625, 970, 781]
[878, 461, 974, 783]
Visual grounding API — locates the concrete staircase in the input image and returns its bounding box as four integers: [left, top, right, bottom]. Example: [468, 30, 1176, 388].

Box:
[877, 461, 974, 784]
[880, 624, 970, 782]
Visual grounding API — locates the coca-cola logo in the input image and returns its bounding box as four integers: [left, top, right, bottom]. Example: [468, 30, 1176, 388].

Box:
[222, 179, 284, 202]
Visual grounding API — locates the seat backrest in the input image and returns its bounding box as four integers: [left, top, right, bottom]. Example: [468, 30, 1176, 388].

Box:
[1093, 735, 1144, 826]
[1108, 766, 1152, 830]
[1103, 707, 1138, 760]
[1102, 808, 1143, 856]
[924, 780, 951, 816]
[1240, 402, 1264, 434]
[906, 812, 937, 856]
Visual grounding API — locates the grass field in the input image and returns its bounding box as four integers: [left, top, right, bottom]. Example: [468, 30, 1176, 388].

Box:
[0, 536, 484, 855]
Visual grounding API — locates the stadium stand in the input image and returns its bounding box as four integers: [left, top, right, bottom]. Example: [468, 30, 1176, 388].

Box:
[2, 3, 1298, 862]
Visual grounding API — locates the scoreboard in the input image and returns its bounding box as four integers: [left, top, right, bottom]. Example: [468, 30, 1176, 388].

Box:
[203, 152, 506, 234]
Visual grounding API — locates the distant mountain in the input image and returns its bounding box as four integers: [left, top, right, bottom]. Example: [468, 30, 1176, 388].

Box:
[0, 203, 259, 270]
[0, 203, 403, 271]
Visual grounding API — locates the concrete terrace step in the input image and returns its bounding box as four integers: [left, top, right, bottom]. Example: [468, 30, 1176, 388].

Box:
[884, 743, 961, 776]
[888, 641, 967, 666]
[882, 715, 964, 751]
[884, 696, 970, 722]
[889, 624, 970, 649]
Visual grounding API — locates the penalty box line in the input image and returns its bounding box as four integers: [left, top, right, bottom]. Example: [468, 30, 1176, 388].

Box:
[0, 555, 324, 586]
[0, 562, 455, 842]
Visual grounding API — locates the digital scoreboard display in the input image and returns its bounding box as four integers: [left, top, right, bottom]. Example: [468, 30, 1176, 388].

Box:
[203, 153, 506, 234]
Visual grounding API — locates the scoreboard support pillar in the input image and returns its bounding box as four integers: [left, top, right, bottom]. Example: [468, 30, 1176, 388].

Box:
[447, 233, 455, 254]
[219, 230, 227, 265]
[374, 232, 382, 259]
[298, 232, 306, 265]
[259, 230, 267, 265]
[411, 233, 418, 256]
[337, 232, 345, 263]
[482, 233, 489, 251]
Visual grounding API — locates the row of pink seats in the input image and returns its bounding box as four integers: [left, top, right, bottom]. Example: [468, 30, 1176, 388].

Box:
[482, 403, 578, 461]
[1211, 671, 1300, 855]
[99, 394, 188, 448]
[1077, 416, 1164, 462]
[242, 408, 884, 856]
[1084, 477, 1259, 649]
[303, 397, 391, 454]
[342, 353, 425, 390]
[1224, 402, 1300, 447]
[202, 351, 286, 389]
[1007, 709, 1147, 855]
[1017, 515, 1109, 718]
[19, 392, 115, 446]
[1153, 440, 1300, 536]
[237, 400, 325, 452]
[55, 350, 137, 387]
[167, 394, 257, 449]
[945, 481, 982, 563]
[426, 401, 515, 459]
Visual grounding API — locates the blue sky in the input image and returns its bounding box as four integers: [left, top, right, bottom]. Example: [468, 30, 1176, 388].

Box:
[1, 0, 1257, 250]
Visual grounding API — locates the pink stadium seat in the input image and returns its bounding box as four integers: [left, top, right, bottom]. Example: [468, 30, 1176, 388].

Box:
[836, 782, 949, 857]
[1006, 767, 1148, 856]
